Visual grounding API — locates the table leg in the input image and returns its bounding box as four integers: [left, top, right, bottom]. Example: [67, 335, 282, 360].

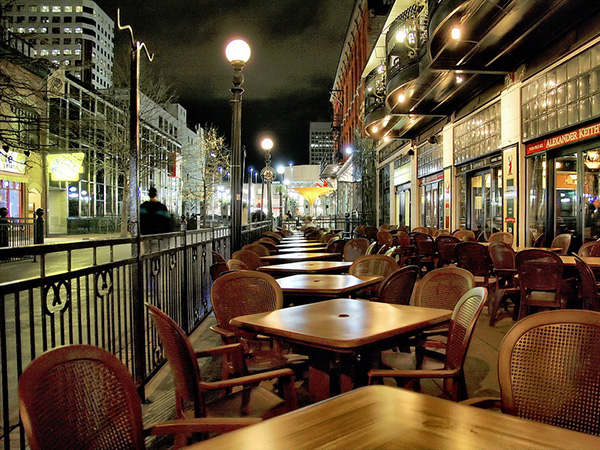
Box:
[307, 348, 338, 402]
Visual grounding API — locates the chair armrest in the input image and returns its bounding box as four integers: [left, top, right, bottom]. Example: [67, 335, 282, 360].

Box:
[368, 368, 459, 383]
[146, 417, 262, 436]
[460, 396, 502, 409]
[209, 324, 237, 341]
[200, 368, 295, 391]
[195, 343, 243, 359]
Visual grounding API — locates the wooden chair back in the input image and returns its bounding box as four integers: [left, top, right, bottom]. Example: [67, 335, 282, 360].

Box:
[435, 235, 460, 267]
[412, 227, 430, 234]
[19, 345, 146, 450]
[489, 232, 513, 246]
[256, 239, 278, 254]
[453, 229, 476, 242]
[376, 230, 394, 246]
[349, 254, 398, 278]
[226, 259, 249, 271]
[261, 232, 281, 244]
[498, 310, 600, 435]
[373, 265, 419, 305]
[578, 241, 600, 257]
[212, 251, 227, 264]
[574, 255, 600, 311]
[232, 250, 263, 270]
[242, 243, 270, 257]
[326, 239, 346, 254]
[343, 238, 370, 261]
[455, 242, 494, 279]
[210, 262, 230, 281]
[551, 233, 572, 255]
[413, 267, 475, 310]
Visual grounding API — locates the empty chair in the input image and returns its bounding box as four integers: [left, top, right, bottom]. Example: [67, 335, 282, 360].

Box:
[376, 244, 391, 254]
[412, 226, 430, 234]
[210, 262, 230, 281]
[147, 304, 297, 426]
[578, 241, 600, 257]
[376, 230, 394, 246]
[370, 265, 419, 305]
[435, 235, 460, 268]
[259, 235, 279, 245]
[394, 230, 416, 265]
[365, 226, 378, 241]
[432, 229, 451, 238]
[532, 233, 546, 247]
[343, 238, 370, 262]
[488, 231, 513, 246]
[365, 241, 379, 255]
[320, 232, 337, 244]
[349, 254, 399, 298]
[305, 230, 323, 241]
[369, 287, 488, 401]
[241, 243, 270, 257]
[355, 225, 367, 238]
[212, 251, 227, 264]
[18, 344, 259, 450]
[488, 242, 519, 325]
[515, 249, 571, 319]
[255, 239, 279, 254]
[231, 250, 264, 270]
[574, 255, 600, 311]
[551, 233, 572, 255]
[467, 310, 600, 435]
[453, 229, 476, 241]
[413, 232, 435, 275]
[226, 259, 249, 271]
[326, 238, 346, 255]
[455, 242, 497, 296]
[262, 232, 282, 243]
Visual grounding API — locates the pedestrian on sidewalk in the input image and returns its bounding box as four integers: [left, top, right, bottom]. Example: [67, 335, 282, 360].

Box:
[0, 207, 10, 249]
[140, 187, 172, 253]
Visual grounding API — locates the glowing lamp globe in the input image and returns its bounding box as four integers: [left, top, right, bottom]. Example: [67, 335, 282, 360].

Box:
[226, 39, 251, 64]
[261, 138, 274, 152]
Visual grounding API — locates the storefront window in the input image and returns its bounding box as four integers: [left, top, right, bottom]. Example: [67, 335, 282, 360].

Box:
[453, 102, 501, 164]
[583, 149, 600, 240]
[527, 154, 547, 245]
[0, 180, 22, 216]
[456, 176, 467, 229]
[379, 166, 390, 225]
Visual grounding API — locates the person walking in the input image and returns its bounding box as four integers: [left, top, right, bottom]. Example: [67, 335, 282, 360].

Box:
[140, 187, 172, 253]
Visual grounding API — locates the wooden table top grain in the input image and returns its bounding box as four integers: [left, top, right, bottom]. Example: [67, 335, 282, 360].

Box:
[257, 261, 353, 275]
[230, 298, 450, 352]
[185, 385, 600, 450]
[560, 255, 600, 267]
[275, 274, 382, 297]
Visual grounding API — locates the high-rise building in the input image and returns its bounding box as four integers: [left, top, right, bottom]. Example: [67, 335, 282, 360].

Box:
[3, 0, 114, 89]
[309, 122, 334, 165]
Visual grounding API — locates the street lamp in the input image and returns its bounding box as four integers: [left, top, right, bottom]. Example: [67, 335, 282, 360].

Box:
[248, 167, 253, 223]
[226, 38, 250, 251]
[277, 165, 285, 226]
[260, 138, 276, 227]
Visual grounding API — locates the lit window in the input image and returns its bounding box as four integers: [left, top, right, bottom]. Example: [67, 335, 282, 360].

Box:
[40, 49, 49, 56]
[28, 27, 36, 33]
[74, 27, 82, 33]
[41, 6, 50, 12]
[51, 49, 60, 55]
[74, 48, 81, 55]
[41, 17, 49, 23]
[64, 27, 71, 33]
[63, 60, 70, 66]
[29, 5, 38, 12]
[64, 49, 72, 55]
[32, 49, 38, 56]
[51, 59, 58, 64]
[52, 6, 61, 12]
[40, 27, 48, 33]
[64, 6, 72, 12]
[75, 6, 82, 12]
[17, 27, 25, 33]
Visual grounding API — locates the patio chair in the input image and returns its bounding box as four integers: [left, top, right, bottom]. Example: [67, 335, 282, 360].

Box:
[369, 287, 488, 401]
[465, 309, 600, 435]
[432, 229, 451, 238]
[577, 241, 600, 257]
[210, 262, 230, 281]
[320, 232, 337, 244]
[349, 254, 399, 298]
[343, 238, 369, 261]
[212, 251, 227, 264]
[488, 242, 519, 325]
[551, 233, 572, 255]
[455, 242, 498, 300]
[18, 344, 260, 450]
[326, 238, 346, 255]
[231, 250, 264, 270]
[453, 229, 476, 242]
[255, 239, 278, 254]
[488, 231, 513, 246]
[376, 230, 394, 246]
[226, 259, 249, 271]
[365, 226, 378, 241]
[413, 232, 436, 276]
[241, 243, 270, 257]
[574, 255, 600, 311]
[412, 227, 430, 234]
[435, 235, 460, 268]
[515, 249, 572, 319]
[370, 265, 419, 305]
[147, 304, 297, 427]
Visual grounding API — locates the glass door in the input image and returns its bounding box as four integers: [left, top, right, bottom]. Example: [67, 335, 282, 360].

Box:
[469, 167, 502, 238]
[554, 154, 578, 238]
[583, 149, 600, 241]
[395, 183, 410, 228]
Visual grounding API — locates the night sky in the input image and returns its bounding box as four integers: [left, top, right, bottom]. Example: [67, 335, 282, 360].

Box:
[99, 0, 355, 172]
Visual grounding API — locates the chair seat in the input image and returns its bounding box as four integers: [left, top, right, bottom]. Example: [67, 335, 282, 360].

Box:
[205, 385, 287, 420]
[527, 291, 566, 307]
[473, 275, 498, 287]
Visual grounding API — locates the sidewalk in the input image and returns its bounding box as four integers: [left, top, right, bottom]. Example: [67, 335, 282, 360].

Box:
[42, 232, 122, 243]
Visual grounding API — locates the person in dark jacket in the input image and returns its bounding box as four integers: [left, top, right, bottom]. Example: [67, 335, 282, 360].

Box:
[140, 187, 172, 253]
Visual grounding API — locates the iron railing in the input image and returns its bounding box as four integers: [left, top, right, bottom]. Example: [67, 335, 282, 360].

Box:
[0, 218, 36, 262]
[0, 221, 270, 450]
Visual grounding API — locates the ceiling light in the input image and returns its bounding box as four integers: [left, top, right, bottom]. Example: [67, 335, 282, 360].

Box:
[383, 135, 391, 143]
[398, 93, 406, 103]
[396, 29, 407, 42]
[455, 74, 464, 83]
[372, 126, 379, 133]
[451, 26, 461, 40]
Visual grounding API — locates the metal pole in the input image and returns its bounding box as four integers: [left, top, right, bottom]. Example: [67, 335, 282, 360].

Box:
[248, 169, 252, 223]
[230, 63, 244, 252]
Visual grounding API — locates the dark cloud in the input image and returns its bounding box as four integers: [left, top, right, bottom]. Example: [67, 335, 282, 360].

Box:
[99, 0, 354, 166]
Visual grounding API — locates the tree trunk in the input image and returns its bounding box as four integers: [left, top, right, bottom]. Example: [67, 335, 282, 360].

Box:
[202, 182, 208, 228]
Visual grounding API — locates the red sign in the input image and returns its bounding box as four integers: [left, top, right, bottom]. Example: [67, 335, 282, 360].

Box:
[526, 122, 600, 155]
[505, 217, 516, 223]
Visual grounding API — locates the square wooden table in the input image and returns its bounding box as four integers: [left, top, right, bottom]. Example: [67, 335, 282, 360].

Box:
[277, 241, 325, 248]
[231, 298, 451, 401]
[275, 274, 381, 299]
[276, 245, 328, 253]
[257, 260, 353, 276]
[261, 252, 340, 264]
[560, 255, 600, 268]
[186, 385, 600, 450]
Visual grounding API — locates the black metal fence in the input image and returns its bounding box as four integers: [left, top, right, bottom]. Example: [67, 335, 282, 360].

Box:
[0, 218, 37, 262]
[0, 221, 270, 450]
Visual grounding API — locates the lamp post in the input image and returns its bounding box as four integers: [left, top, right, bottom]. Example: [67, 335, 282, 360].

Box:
[248, 167, 253, 223]
[277, 165, 285, 227]
[226, 38, 250, 252]
[260, 138, 276, 228]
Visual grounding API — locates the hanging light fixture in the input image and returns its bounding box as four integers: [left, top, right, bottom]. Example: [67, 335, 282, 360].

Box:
[585, 151, 600, 170]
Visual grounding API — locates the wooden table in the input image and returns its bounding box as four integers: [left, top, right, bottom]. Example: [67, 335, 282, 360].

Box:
[276, 274, 381, 299]
[277, 241, 326, 248]
[257, 260, 352, 276]
[561, 255, 600, 268]
[261, 252, 340, 264]
[276, 245, 328, 253]
[185, 385, 600, 450]
[231, 298, 450, 401]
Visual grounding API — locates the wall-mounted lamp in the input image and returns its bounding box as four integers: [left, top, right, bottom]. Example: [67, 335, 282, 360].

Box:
[455, 74, 464, 83]
[451, 26, 461, 40]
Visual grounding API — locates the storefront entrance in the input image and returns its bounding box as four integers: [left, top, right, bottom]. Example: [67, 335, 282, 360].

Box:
[469, 167, 502, 238]
[395, 183, 410, 228]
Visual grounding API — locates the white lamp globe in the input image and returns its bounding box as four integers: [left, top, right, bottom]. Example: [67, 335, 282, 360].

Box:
[261, 138, 274, 151]
[226, 39, 251, 63]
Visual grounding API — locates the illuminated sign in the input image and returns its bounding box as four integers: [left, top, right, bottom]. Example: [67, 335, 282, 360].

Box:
[526, 121, 600, 154]
[46, 153, 85, 181]
[0, 151, 26, 174]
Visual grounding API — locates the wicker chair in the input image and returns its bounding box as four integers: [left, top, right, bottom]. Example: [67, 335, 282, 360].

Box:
[147, 305, 297, 426]
[212, 251, 227, 264]
[18, 345, 260, 450]
[370, 287, 488, 401]
[261, 232, 282, 243]
[455, 242, 498, 298]
[413, 232, 436, 275]
[432, 229, 451, 238]
[255, 239, 279, 254]
[365, 226, 378, 241]
[326, 239, 346, 255]
[320, 232, 337, 244]
[515, 249, 571, 319]
[210, 262, 230, 281]
[453, 229, 476, 242]
[365, 241, 379, 255]
[435, 235, 460, 268]
[343, 238, 370, 262]
[488, 242, 519, 325]
[231, 250, 264, 270]
[578, 241, 600, 257]
[394, 230, 416, 265]
[370, 265, 419, 305]
[376, 230, 394, 246]
[349, 254, 399, 299]
[210, 271, 305, 377]
[488, 231, 513, 246]
[551, 233, 572, 255]
[412, 227, 430, 234]
[574, 255, 600, 311]
[241, 243, 270, 257]
[226, 259, 249, 271]
[466, 310, 600, 435]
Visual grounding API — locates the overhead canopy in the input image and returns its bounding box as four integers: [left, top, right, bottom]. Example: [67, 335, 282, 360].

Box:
[292, 186, 335, 206]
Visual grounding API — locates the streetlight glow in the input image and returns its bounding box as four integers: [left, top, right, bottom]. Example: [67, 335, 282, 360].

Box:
[276, 165, 285, 175]
[225, 39, 251, 63]
[261, 138, 274, 151]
